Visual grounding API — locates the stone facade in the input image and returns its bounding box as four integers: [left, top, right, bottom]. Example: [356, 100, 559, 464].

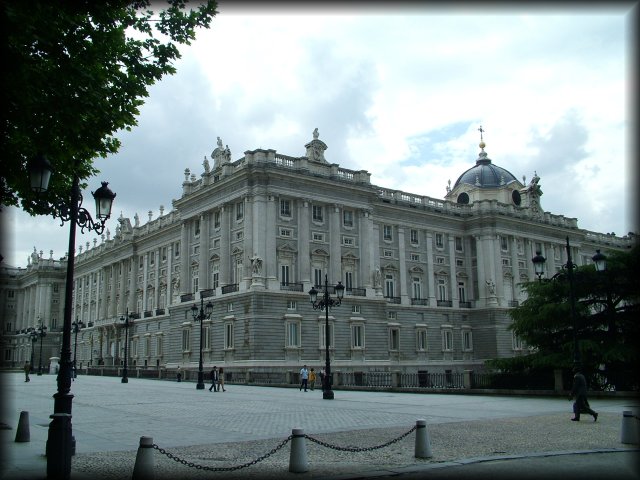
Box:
[1, 130, 634, 376]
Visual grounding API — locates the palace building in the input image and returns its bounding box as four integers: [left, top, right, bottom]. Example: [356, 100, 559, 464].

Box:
[1, 130, 634, 378]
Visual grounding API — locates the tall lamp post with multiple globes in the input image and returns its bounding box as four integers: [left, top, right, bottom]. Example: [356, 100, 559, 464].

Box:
[120, 310, 134, 383]
[530, 236, 580, 371]
[308, 274, 344, 400]
[36, 322, 48, 375]
[28, 153, 116, 479]
[29, 329, 39, 372]
[71, 319, 84, 379]
[191, 297, 214, 390]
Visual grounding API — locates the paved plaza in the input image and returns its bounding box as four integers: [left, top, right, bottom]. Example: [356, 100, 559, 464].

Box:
[1, 372, 638, 479]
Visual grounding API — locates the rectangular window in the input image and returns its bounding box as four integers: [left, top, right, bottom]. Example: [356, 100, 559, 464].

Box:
[342, 236, 354, 246]
[145, 336, 151, 356]
[319, 323, 333, 348]
[351, 324, 364, 348]
[8, 290, 15, 298]
[279, 228, 292, 238]
[455, 236, 463, 252]
[410, 253, 420, 261]
[387, 311, 397, 320]
[214, 211, 221, 228]
[462, 330, 473, 351]
[194, 219, 200, 237]
[502, 258, 511, 266]
[224, 322, 234, 349]
[174, 242, 180, 258]
[436, 256, 445, 264]
[227, 303, 233, 312]
[412, 277, 422, 299]
[410, 229, 419, 244]
[212, 271, 219, 289]
[512, 333, 523, 350]
[501, 236, 509, 251]
[314, 268, 323, 287]
[280, 265, 290, 285]
[384, 249, 393, 258]
[192, 276, 199, 293]
[162, 247, 167, 262]
[385, 274, 394, 298]
[213, 239, 220, 248]
[442, 329, 452, 351]
[236, 201, 244, 220]
[312, 205, 323, 222]
[351, 305, 361, 314]
[458, 282, 466, 302]
[389, 328, 399, 351]
[416, 329, 427, 351]
[343, 210, 354, 227]
[280, 199, 291, 217]
[156, 336, 163, 356]
[203, 325, 211, 350]
[286, 321, 300, 347]
[236, 231, 243, 240]
[438, 278, 447, 301]
[287, 300, 297, 311]
[193, 245, 200, 255]
[383, 225, 392, 241]
[435, 233, 444, 249]
[132, 339, 138, 357]
[345, 271, 353, 290]
[312, 232, 325, 242]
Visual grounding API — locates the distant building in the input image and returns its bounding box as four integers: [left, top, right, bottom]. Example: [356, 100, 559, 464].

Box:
[1, 130, 634, 376]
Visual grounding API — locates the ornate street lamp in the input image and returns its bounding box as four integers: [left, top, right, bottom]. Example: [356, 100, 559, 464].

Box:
[531, 250, 546, 282]
[592, 249, 607, 272]
[29, 154, 116, 479]
[29, 329, 38, 372]
[191, 297, 214, 390]
[72, 319, 85, 379]
[120, 310, 135, 383]
[36, 323, 48, 375]
[308, 274, 344, 400]
[531, 237, 579, 370]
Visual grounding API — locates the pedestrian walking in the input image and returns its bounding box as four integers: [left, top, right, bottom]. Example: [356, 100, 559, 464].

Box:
[319, 368, 326, 391]
[218, 367, 226, 391]
[300, 365, 309, 392]
[209, 366, 219, 392]
[309, 368, 316, 391]
[569, 369, 598, 422]
[176, 366, 182, 382]
[24, 361, 31, 382]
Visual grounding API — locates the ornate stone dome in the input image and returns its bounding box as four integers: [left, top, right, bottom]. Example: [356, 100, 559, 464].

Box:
[452, 140, 518, 189]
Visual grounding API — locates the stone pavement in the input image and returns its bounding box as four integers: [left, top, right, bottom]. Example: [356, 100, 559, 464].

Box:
[1, 372, 638, 479]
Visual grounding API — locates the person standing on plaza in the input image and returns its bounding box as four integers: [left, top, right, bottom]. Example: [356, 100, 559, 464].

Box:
[569, 369, 598, 422]
[209, 366, 218, 392]
[300, 364, 309, 392]
[176, 366, 182, 382]
[24, 361, 31, 382]
[218, 367, 226, 391]
[309, 368, 317, 391]
[319, 367, 326, 391]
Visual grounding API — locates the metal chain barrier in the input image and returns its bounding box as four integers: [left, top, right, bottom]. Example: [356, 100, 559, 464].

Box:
[152, 435, 292, 472]
[150, 424, 417, 472]
[304, 425, 417, 452]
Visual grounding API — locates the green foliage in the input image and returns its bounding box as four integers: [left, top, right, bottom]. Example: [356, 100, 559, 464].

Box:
[1, 0, 217, 214]
[487, 244, 639, 390]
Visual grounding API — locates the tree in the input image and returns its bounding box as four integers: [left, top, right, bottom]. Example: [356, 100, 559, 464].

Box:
[487, 244, 640, 391]
[1, 0, 217, 214]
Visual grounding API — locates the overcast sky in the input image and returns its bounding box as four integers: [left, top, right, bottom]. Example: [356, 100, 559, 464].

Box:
[4, 3, 636, 268]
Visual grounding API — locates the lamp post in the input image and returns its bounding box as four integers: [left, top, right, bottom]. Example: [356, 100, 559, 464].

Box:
[120, 310, 134, 383]
[308, 274, 345, 400]
[29, 329, 38, 372]
[36, 323, 48, 375]
[531, 237, 580, 370]
[72, 319, 85, 379]
[28, 153, 116, 479]
[191, 297, 214, 390]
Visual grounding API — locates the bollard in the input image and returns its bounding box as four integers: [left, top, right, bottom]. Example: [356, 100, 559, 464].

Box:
[414, 419, 432, 458]
[288, 428, 309, 473]
[621, 411, 639, 445]
[132, 436, 156, 480]
[15, 411, 30, 443]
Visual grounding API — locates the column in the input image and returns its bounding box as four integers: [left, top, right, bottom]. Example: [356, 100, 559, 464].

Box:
[398, 227, 408, 304]
[359, 209, 373, 288]
[329, 204, 341, 282]
[179, 223, 189, 294]
[219, 205, 230, 286]
[119, 260, 127, 316]
[474, 235, 487, 305]
[425, 231, 436, 307]
[298, 199, 310, 284]
[447, 235, 458, 308]
[265, 196, 277, 281]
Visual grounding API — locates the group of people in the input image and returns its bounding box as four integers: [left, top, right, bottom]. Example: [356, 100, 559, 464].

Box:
[209, 366, 226, 392]
[299, 365, 327, 392]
